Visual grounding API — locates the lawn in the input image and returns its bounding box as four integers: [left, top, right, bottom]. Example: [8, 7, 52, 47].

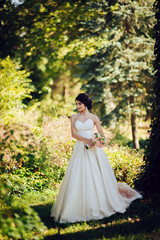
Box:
[13, 188, 160, 240]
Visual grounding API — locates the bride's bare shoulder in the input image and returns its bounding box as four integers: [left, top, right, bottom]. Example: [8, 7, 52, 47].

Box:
[90, 114, 100, 123]
[70, 114, 78, 121]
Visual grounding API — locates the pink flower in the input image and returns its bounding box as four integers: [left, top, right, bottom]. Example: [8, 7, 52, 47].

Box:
[97, 141, 101, 147]
[84, 133, 105, 150]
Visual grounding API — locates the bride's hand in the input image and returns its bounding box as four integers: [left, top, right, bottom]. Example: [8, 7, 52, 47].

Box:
[85, 139, 94, 148]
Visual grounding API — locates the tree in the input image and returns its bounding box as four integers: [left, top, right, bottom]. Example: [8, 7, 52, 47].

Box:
[0, 0, 90, 101]
[0, 56, 32, 122]
[80, 0, 155, 149]
[135, 0, 160, 197]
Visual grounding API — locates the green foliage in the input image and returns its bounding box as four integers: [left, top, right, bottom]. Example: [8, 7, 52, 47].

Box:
[0, 0, 90, 100]
[127, 138, 150, 150]
[0, 57, 48, 239]
[80, 0, 155, 122]
[0, 122, 50, 173]
[1, 168, 54, 195]
[0, 57, 32, 121]
[0, 116, 74, 195]
[108, 128, 131, 147]
[106, 148, 143, 187]
[41, 116, 74, 164]
[0, 180, 47, 240]
[36, 93, 76, 118]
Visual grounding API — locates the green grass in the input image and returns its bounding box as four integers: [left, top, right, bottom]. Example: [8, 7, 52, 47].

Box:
[13, 189, 160, 240]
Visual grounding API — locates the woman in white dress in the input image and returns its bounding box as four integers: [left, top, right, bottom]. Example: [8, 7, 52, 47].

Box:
[50, 93, 142, 223]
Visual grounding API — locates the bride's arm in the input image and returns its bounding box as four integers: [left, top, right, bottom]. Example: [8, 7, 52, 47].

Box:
[94, 115, 105, 137]
[70, 115, 94, 146]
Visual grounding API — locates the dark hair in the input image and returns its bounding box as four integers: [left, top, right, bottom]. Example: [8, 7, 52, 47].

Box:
[75, 93, 92, 110]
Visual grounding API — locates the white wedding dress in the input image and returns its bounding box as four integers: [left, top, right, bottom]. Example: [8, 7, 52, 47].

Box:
[50, 119, 142, 223]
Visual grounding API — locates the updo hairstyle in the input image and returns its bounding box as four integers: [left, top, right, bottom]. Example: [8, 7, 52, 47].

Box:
[75, 93, 92, 110]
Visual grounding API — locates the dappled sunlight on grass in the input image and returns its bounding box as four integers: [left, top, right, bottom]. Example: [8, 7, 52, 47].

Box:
[26, 190, 160, 240]
[12, 188, 58, 208]
[42, 208, 160, 240]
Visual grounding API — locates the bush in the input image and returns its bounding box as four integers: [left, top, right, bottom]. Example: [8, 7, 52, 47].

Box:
[0, 122, 50, 173]
[0, 57, 33, 122]
[0, 116, 74, 195]
[107, 127, 131, 147]
[0, 168, 55, 195]
[42, 115, 74, 181]
[0, 180, 47, 240]
[105, 147, 144, 187]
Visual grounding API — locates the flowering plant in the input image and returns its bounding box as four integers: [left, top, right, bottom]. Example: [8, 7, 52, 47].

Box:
[85, 133, 105, 149]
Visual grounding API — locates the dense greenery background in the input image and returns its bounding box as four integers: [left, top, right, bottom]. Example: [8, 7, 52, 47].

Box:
[0, 0, 160, 239]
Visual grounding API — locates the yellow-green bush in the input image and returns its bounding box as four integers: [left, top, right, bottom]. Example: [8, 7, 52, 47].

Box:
[105, 148, 144, 187]
[0, 56, 33, 122]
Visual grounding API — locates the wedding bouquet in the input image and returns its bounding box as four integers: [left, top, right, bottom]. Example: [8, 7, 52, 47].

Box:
[85, 133, 105, 149]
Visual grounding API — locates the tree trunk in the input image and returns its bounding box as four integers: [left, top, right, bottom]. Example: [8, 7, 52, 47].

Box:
[130, 96, 140, 149]
[145, 109, 152, 121]
[63, 83, 69, 104]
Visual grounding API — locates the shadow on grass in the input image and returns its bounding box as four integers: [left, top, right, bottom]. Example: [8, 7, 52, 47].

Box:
[32, 203, 54, 229]
[32, 199, 160, 240]
[44, 215, 160, 240]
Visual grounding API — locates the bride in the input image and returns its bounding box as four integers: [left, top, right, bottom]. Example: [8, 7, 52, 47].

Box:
[50, 93, 142, 223]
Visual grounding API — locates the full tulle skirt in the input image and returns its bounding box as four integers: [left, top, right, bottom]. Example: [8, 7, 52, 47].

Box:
[50, 141, 142, 223]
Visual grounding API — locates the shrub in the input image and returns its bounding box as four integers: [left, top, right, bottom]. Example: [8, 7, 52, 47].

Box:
[0, 122, 50, 173]
[0, 168, 55, 195]
[42, 115, 74, 181]
[0, 180, 47, 240]
[105, 147, 144, 187]
[0, 57, 33, 122]
[0, 116, 73, 195]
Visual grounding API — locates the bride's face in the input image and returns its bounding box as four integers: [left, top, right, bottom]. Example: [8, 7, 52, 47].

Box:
[76, 100, 86, 112]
